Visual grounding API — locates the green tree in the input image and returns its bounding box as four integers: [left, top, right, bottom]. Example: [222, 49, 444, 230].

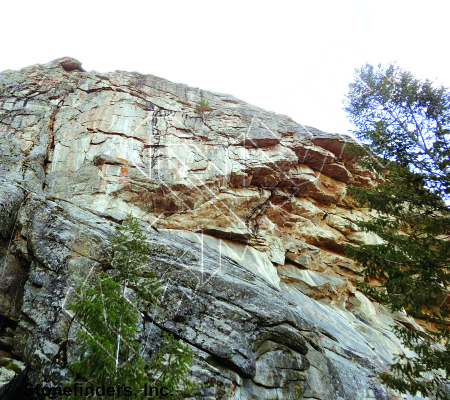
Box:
[194, 98, 212, 119]
[62, 213, 195, 399]
[343, 63, 450, 398]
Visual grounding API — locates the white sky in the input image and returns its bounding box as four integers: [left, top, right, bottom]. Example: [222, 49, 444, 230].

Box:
[2, 0, 449, 135]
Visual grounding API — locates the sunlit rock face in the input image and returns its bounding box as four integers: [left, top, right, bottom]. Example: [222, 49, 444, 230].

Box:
[0, 57, 432, 399]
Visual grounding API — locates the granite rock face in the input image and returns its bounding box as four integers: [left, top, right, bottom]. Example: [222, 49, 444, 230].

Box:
[0, 57, 435, 399]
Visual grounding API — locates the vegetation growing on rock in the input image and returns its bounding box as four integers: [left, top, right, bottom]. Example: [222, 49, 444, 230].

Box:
[62, 213, 195, 399]
[194, 98, 212, 117]
[0, 357, 22, 374]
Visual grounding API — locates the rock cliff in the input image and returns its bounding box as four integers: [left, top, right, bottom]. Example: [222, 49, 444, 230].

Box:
[0, 57, 434, 399]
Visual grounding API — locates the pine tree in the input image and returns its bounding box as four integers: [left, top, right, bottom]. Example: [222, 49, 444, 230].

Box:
[343, 63, 450, 399]
[194, 98, 212, 120]
[61, 213, 195, 399]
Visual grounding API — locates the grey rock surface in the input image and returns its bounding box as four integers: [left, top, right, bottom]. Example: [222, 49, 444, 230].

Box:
[0, 57, 440, 399]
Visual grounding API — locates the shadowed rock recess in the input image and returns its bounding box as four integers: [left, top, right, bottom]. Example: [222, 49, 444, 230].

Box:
[0, 57, 436, 399]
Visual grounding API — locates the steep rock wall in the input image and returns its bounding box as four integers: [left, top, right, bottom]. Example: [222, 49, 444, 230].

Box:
[0, 57, 432, 399]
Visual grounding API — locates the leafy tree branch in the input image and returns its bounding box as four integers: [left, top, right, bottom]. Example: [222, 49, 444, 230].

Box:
[344, 63, 450, 399]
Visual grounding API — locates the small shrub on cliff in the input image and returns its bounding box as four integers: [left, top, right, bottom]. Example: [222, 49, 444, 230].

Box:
[63, 213, 195, 399]
[194, 99, 212, 118]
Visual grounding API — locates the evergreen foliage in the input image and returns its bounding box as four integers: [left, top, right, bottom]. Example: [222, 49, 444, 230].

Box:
[61, 213, 195, 399]
[344, 63, 450, 399]
[194, 99, 212, 117]
[146, 331, 197, 398]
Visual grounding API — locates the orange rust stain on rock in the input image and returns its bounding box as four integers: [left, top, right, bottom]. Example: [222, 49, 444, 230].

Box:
[226, 378, 237, 399]
[118, 177, 130, 186]
[78, 92, 84, 99]
[120, 167, 129, 175]
[117, 158, 129, 165]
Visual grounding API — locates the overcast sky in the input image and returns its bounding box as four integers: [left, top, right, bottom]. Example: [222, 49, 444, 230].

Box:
[2, 1, 449, 135]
